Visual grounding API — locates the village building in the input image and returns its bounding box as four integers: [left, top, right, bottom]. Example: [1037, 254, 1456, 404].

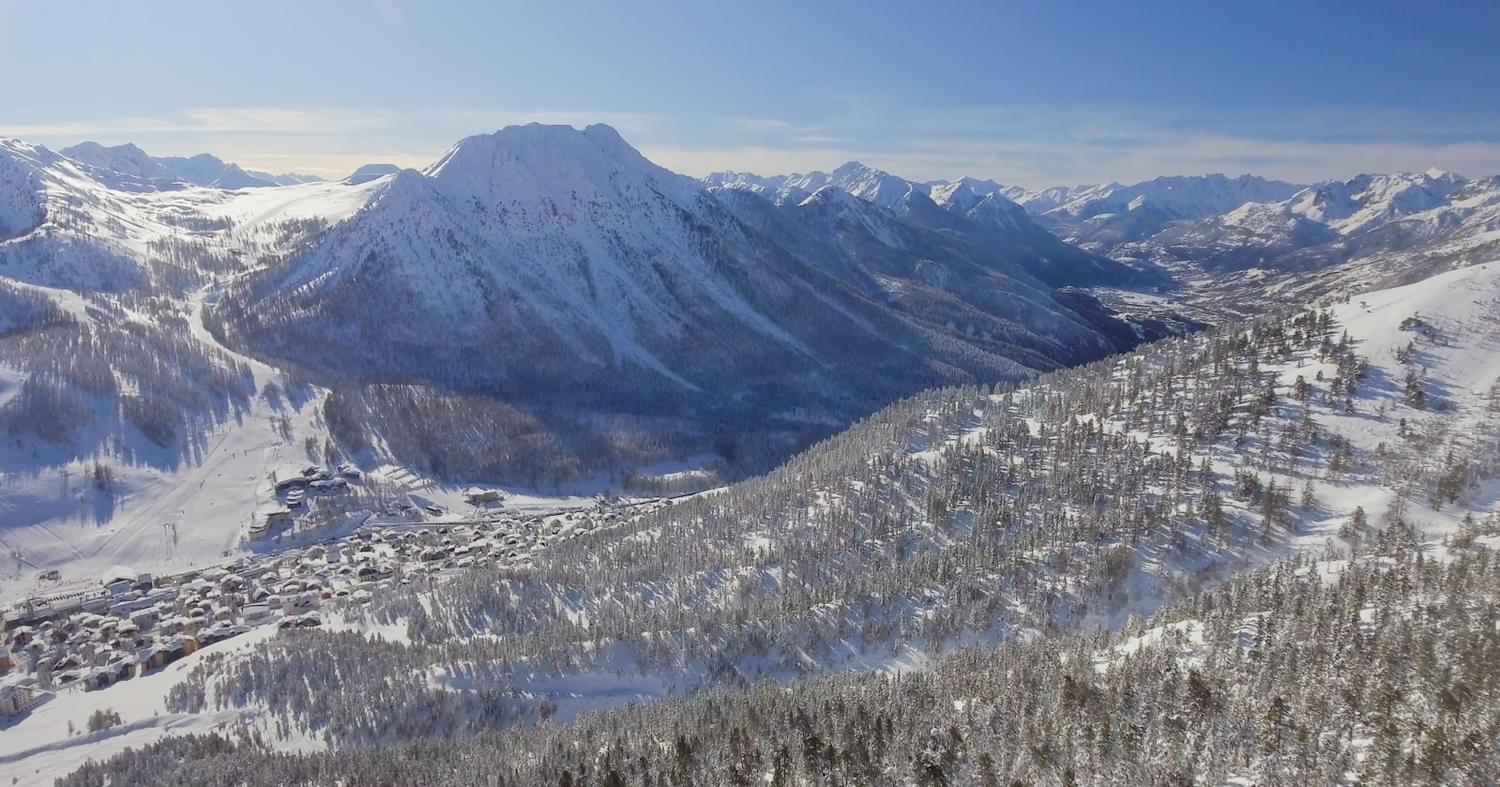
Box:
[464, 487, 504, 505]
[0, 677, 50, 717]
[274, 474, 310, 492]
[251, 507, 293, 538]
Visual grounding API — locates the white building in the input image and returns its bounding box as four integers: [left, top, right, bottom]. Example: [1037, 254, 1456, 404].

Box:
[0, 677, 50, 717]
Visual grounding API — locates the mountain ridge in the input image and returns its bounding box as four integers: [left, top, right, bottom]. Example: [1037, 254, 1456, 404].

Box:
[210, 123, 1138, 426]
[706, 160, 1155, 289]
[58, 141, 321, 190]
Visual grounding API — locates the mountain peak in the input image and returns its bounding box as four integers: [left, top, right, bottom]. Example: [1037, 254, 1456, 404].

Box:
[928, 176, 1006, 212]
[62, 141, 157, 175]
[949, 175, 1004, 192]
[582, 122, 626, 144]
[1420, 166, 1461, 183]
[830, 160, 877, 178]
[0, 136, 59, 165]
[422, 122, 698, 205]
[73, 140, 148, 157]
[344, 163, 402, 185]
[826, 161, 913, 208]
[798, 184, 864, 210]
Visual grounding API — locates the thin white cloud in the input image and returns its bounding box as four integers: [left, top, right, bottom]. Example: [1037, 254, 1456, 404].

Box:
[651, 104, 1500, 186]
[0, 107, 394, 138]
[202, 141, 440, 180]
[886, 133, 1500, 187]
[646, 135, 1500, 189]
[722, 116, 796, 132]
[644, 145, 867, 178]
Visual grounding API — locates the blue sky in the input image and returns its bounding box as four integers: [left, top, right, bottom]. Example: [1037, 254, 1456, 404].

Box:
[3, 1, 1498, 186]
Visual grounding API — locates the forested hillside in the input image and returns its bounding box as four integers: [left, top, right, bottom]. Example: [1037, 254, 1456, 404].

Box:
[57, 538, 1500, 786]
[51, 263, 1500, 784]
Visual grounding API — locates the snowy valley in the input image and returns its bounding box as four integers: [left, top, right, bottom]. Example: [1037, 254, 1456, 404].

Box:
[0, 125, 1169, 606]
[1, 126, 1499, 785]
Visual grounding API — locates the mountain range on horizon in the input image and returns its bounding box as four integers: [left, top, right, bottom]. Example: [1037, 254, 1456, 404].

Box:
[40, 133, 1490, 216]
[4, 121, 1495, 336]
[3, 123, 1496, 444]
[57, 141, 324, 190]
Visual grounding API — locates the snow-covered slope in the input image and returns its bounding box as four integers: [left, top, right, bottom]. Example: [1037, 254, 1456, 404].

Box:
[1093, 170, 1500, 315]
[0, 137, 387, 292]
[0, 139, 49, 240]
[1029, 174, 1307, 252]
[244, 169, 323, 187]
[729, 183, 1147, 355]
[0, 143, 402, 601]
[1042, 174, 1306, 222]
[0, 137, 155, 291]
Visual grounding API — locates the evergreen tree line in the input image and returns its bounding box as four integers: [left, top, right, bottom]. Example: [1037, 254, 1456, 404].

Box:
[55, 300, 1500, 783]
[61, 538, 1500, 785]
[148, 305, 1498, 747]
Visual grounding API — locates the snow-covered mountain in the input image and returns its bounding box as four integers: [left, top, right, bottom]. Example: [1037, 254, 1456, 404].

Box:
[0, 139, 49, 239]
[0, 137, 378, 292]
[58, 141, 287, 190]
[707, 162, 1153, 288]
[1091, 170, 1500, 315]
[1038, 174, 1306, 222]
[245, 169, 323, 186]
[214, 124, 1136, 429]
[1283, 168, 1469, 235]
[1023, 174, 1307, 250]
[0, 137, 174, 291]
[706, 161, 932, 208]
[343, 163, 402, 184]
